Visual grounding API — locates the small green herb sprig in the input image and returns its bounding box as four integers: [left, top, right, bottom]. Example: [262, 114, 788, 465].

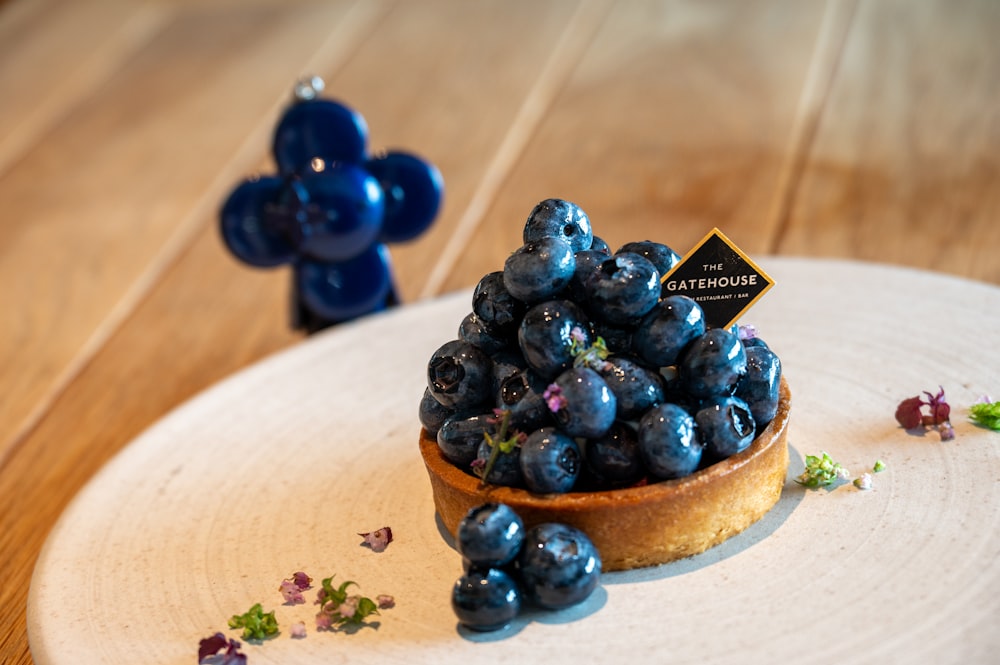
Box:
[315, 576, 381, 629]
[969, 399, 1000, 432]
[795, 451, 851, 489]
[474, 409, 526, 483]
[228, 603, 279, 640]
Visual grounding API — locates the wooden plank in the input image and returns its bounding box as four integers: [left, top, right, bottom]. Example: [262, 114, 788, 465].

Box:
[777, 0, 1000, 285]
[0, 0, 383, 462]
[0, 0, 170, 178]
[439, 0, 840, 294]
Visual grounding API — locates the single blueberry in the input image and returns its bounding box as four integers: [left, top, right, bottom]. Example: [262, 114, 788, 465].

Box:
[550, 367, 617, 439]
[515, 523, 602, 610]
[475, 438, 524, 487]
[427, 339, 494, 411]
[437, 412, 493, 469]
[497, 369, 553, 433]
[583, 252, 661, 326]
[586, 421, 644, 486]
[595, 355, 666, 420]
[617, 240, 681, 278]
[735, 346, 782, 430]
[517, 300, 592, 379]
[589, 235, 611, 255]
[459, 312, 510, 355]
[519, 427, 582, 494]
[638, 403, 703, 479]
[632, 295, 706, 367]
[472, 271, 526, 336]
[503, 237, 576, 303]
[522, 198, 593, 252]
[695, 395, 756, 459]
[563, 248, 608, 302]
[452, 567, 522, 632]
[456, 503, 525, 567]
[678, 328, 747, 398]
[419, 387, 453, 435]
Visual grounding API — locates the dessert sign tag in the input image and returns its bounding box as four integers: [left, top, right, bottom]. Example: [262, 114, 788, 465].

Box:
[660, 228, 774, 329]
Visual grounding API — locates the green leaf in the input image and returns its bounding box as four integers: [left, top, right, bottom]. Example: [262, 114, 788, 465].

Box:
[969, 401, 1000, 431]
[228, 603, 278, 640]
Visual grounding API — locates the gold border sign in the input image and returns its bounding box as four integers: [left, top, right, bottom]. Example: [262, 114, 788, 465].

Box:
[659, 228, 775, 329]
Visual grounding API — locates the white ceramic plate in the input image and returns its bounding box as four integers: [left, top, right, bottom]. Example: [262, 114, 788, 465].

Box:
[28, 258, 1000, 665]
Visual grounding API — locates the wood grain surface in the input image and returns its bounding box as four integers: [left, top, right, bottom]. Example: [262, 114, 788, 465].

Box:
[1, 1, 997, 663]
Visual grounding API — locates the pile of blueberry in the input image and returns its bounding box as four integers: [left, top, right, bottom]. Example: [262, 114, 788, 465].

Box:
[451, 503, 601, 631]
[419, 198, 782, 492]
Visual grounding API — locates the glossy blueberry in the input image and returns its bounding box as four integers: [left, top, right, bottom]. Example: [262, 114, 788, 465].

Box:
[366, 150, 443, 243]
[473, 271, 526, 336]
[219, 176, 296, 267]
[452, 567, 522, 632]
[638, 403, 702, 479]
[695, 395, 756, 459]
[419, 387, 454, 435]
[583, 253, 661, 325]
[497, 369, 552, 433]
[517, 300, 591, 379]
[459, 312, 509, 355]
[550, 367, 617, 439]
[475, 439, 523, 487]
[595, 355, 666, 420]
[590, 320, 634, 356]
[516, 523, 601, 610]
[735, 346, 782, 430]
[563, 249, 608, 302]
[632, 295, 706, 367]
[427, 339, 494, 411]
[295, 244, 392, 322]
[519, 427, 582, 494]
[522, 198, 593, 252]
[272, 98, 367, 174]
[456, 503, 525, 567]
[489, 347, 527, 396]
[289, 163, 384, 263]
[503, 237, 576, 304]
[586, 421, 644, 486]
[589, 235, 611, 255]
[678, 328, 747, 398]
[617, 240, 681, 278]
[437, 412, 494, 469]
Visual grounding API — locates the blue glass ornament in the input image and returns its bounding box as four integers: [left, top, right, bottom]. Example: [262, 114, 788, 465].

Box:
[219, 76, 442, 333]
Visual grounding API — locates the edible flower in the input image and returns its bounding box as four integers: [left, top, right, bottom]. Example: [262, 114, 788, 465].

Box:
[895, 386, 954, 441]
[853, 473, 873, 490]
[198, 633, 246, 664]
[359, 527, 393, 552]
[279, 571, 312, 604]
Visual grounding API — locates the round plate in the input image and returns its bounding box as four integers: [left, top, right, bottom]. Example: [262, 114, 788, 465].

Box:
[27, 258, 1000, 664]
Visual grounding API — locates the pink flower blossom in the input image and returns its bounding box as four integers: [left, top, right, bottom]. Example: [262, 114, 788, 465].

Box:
[289, 621, 307, 638]
[359, 526, 393, 552]
[377, 594, 395, 609]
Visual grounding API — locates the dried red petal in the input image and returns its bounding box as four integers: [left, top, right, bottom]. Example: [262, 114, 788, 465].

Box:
[895, 396, 925, 429]
[198, 633, 229, 662]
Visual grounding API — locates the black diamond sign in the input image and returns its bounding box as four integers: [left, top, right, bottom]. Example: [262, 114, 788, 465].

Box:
[660, 228, 774, 329]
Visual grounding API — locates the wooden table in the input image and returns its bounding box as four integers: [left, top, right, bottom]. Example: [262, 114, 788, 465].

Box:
[1, 1, 997, 662]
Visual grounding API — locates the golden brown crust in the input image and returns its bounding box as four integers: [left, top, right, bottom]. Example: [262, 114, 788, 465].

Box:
[420, 377, 791, 571]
